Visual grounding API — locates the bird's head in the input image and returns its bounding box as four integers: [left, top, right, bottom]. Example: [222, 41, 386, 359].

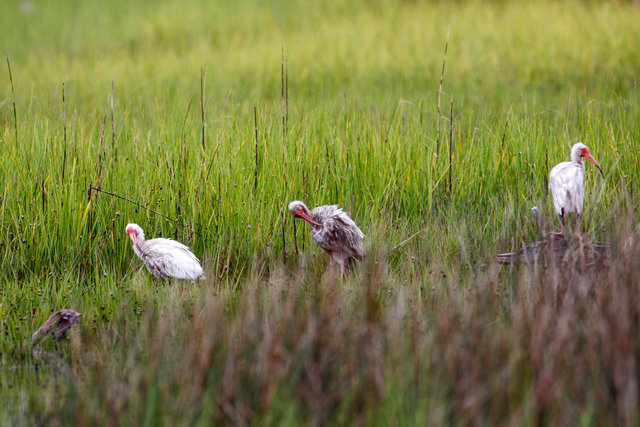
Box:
[288, 200, 321, 226]
[571, 142, 604, 177]
[125, 223, 145, 245]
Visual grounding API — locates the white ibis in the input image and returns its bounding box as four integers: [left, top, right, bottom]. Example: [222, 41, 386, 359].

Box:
[548, 142, 603, 227]
[125, 223, 204, 280]
[288, 200, 365, 275]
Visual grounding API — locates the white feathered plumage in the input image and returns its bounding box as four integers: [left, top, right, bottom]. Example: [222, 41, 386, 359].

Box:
[288, 200, 365, 274]
[125, 223, 204, 280]
[548, 142, 603, 225]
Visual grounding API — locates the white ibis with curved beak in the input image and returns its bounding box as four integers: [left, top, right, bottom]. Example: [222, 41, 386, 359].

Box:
[288, 200, 365, 275]
[549, 142, 604, 227]
[125, 223, 204, 280]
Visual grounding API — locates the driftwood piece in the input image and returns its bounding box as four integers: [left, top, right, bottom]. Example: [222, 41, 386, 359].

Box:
[497, 207, 611, 266]
[32, 309, 82, 347]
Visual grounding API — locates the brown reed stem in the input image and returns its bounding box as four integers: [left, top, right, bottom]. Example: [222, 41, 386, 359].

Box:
[448, 95, 453, 195]
[293, 216, 299, 256]
[282, 208, 287, 264]
[96, 104, 107, 188]
[501, 107, 511, 149]
[544, 146, 549, 195]
[111, 79, 116, 164]
[254, 105, 259, 192]
[180, 98, 193, 170]
[62, 82, 67, 182]
[281, 45, 287, 143]
[5, 54, 18, 145]
[435, 29, 449, 156]
[201, 67, 206, 154]
[87, 182, 93, 241]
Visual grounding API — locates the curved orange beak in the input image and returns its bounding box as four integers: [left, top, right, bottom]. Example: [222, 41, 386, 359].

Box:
[583, 150, 604, 178]
[296, 210, 321, 226]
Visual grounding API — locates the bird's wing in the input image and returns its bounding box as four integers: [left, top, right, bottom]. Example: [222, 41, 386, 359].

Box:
[549, 162, 570, 215]
[141, 239, 203, 279]
[560, 165, 585, 214]
[144, 238, 200, 261]
[312, 207, 365, 259]
[146, 237, 192, 252]
[549, 162, 585, 216]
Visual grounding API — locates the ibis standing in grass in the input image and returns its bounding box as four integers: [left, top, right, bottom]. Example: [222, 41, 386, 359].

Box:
[125, 223, 204, 280]
[288, 200, 365, 275]
[548, 142, 604, 227]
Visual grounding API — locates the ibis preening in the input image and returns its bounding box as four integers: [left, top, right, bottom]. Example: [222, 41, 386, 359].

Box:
[288, 201, 365, 275]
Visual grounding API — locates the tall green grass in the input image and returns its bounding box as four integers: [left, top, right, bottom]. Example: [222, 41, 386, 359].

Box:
[1, 0, 639, 424]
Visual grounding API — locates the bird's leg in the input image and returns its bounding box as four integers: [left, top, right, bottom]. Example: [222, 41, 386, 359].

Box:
[340, 252, 345, 277]
[327, 252, 336, 282]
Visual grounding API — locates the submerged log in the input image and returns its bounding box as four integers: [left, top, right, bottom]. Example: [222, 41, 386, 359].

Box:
[32, 309, 82, 347]
[496, 207, 611, 267]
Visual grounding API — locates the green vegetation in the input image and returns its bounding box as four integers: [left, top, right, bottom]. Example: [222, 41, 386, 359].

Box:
[1, 0, 639, 424]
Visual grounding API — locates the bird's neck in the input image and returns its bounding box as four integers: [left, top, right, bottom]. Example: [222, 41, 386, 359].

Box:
[570, 152, 584, 164]
[133, 235, 147, 253]
[132, 241, 147, 260]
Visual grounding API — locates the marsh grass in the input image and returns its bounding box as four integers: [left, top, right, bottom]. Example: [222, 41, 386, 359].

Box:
[1, 0, 639, 424]
[10, 226, 640, 425]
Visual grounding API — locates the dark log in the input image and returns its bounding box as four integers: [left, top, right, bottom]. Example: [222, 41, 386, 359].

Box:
[32, 309, 82, 346]
[497, 207, 610, 267]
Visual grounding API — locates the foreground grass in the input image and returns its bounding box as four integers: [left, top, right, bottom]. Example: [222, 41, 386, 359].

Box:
[1, 0, 639, 424]
[7, 229, 640, 425]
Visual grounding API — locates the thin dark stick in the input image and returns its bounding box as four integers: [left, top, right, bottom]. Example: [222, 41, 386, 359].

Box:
[448, 95, 453, 195]
[285, 55, 289, 134]
[41, 175, 46, 211]
[544, 146, 549, 195]
[72, 108, 77, 163]
[62, 82, 67, 181]
[216, 173, 220, 234]
[6, 54, 18, 145]
[281, 45, 286, 143]
[254, 105, 259, 191]
[176, 189, 182, 239]
[180, 98, 193, 170]
[87, 182, 93, 240]
[293, 217, 299, 256]
[111, 79, 116, 163]
[282, 209, 287, 264]
[201, 67, 206, 153]
[96, 105, 107, 187]
[435, 29, 449, 156]
[89, 185, 208, 240]
[501, 107, 511, 148]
